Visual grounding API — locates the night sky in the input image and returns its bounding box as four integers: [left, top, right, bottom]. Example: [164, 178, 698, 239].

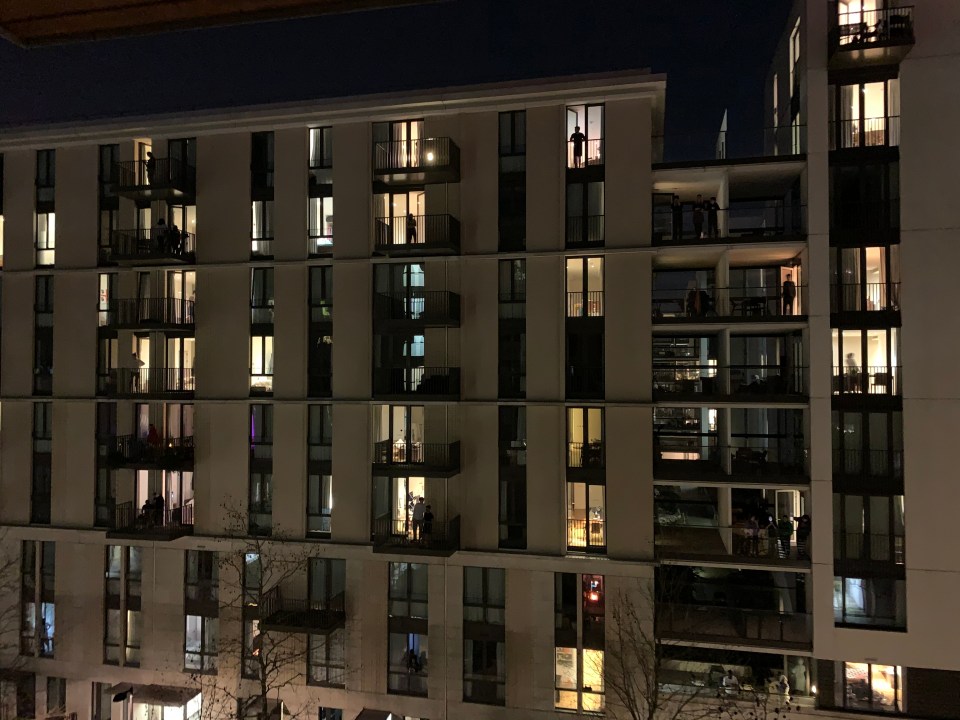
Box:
[0, 0, 791, 140]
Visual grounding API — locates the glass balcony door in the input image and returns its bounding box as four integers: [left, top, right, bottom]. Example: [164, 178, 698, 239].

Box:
[390, 119, 424, 169]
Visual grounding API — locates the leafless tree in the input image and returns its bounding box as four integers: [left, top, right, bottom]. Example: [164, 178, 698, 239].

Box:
[716, 683, 795, 720]
[0, 529, 28, 720]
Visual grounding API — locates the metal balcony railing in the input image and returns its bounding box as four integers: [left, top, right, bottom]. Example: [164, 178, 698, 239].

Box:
[104, 298, 195, 328]
[374, 137, 459, 176]
[374, 214, 460, 254]
[106, 434, 194, 468]
[829, 117, 900, 149]
[658, 603, 812, 649]
[373, 367, 460, 397]
[372, 440, 460, 474]
[259, 587, 346, 633]
[654, 439, 809, 482]
[832, 448, 904, 479]
[115, 158, 196, 197]
[653, 125, 806, 164]
[832, 365, 901, 396]
[372, 513, 460, 554]
[566, 518, 606, 550]
[833, 7, 914, 50]
[374, 290, 460, 325]
[835, 532, 905, 565]
[655, 524, 811, 564]
[566, 215, 605, 247]
[567, 442, 605, 469]
[566, 291, 604, 318]
[832, 282, 901, 313]
[98, 367, 195, 396]
[112, 500, 194, 536]
[566, 139, 604, 169]
[653, 365, 806, 398]
[652, 202, 805, 244]
[102, 228, 196, 264]
[653, 284, 805, 321]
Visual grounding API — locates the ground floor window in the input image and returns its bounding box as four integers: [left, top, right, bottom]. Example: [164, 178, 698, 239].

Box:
[844, 662, 902, 713]
[555, 646, 604, 713]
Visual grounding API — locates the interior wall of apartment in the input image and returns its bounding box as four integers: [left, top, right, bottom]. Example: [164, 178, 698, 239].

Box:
[525, 105, 564, 253]
[458, 111, 499, 255]
[331, 263, 371, 399]
[1, 273, 35, 396]
[332, 122, 371, 260]
[194, 266, 248, 399]
[271, 402, 307, 537]
[195, 132, 250, 265]
[52, 272, 96, 398]
[274, 127, 309, 262]
[1, 149, 35, 272]
[53, 144, 98, 270]
[273, 264, 307, 399]
[605, 98, 653, 248]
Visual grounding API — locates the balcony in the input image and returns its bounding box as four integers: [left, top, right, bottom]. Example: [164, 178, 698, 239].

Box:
[566, 291, 604, 318]
[104, 434, 194, 470]
[259, 587, 346, 634]
[98, 367, 195, 398]
[372, 513, 460, 556]
[653, 365, 806, 402]
[372, 440, 460, 477]
[566, 215, 605, 248]
[101, 229, 196, 265]
[654, 125, 806, 165]
[566, 139, 604, 169]
[658, 603, 811, 651]
[373, 367, 460, 400]
[566, 518, 606, 553]
[829, 7, 914, 69]
[106, 500, 193, 540]
[829, 116, 900, 150]
[654, 438, 808, 485]
[374, 291, 460, 326]
[373, 137, 460, 184]
[653, 285, 805, 324]
[102, 298, 195, 330]
[656, 524, 810, 568]
[831, 365, 901, 398]
[115, 158, 196, 201]
[652, 201, 804, 245]
[374, 214, 460, 256]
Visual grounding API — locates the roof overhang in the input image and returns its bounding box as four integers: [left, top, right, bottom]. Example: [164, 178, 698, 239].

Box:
[0, 0, 440, 47]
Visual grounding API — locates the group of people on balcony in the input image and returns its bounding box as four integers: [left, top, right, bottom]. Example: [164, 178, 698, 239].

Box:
[408, 495, 435, 544]
[675, 273, 796, 319]
[151, 219, 189, 255]
[137, 492, 167, 528]
[671, 194, 722, 241]
[734, 511, 811, 560]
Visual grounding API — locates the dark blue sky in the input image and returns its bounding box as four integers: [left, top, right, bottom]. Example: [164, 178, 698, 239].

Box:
[0, 0, 791, 139]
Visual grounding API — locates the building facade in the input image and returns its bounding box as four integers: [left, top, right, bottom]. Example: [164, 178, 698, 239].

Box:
[0, 2, 958, 719]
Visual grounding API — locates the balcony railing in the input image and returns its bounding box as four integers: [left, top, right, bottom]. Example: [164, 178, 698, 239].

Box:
[105, 434, 194, 469]
[373, 137, 460, 182]
[566, 518, 606, 551]
[832, 7, 915, 51]
[374, 291, 460, 325]
[372, 513, 460, 555]
[832, 282, 901, 313]
[835, 532, 905, 565]
[567, 442, 605, 469]
[373, 367, 460, 398]
[832, 365, 901, 396]
[832, 449, 903, 479]
[566, 291, 604, 318]
[101, 229, 196, 265]
[654, 437, 809, 483]
[653, 365, 806, 399]
[653, 285, 805, 321]
[109, 500, 194, 539]
[372, 440, 460, 476]
[103, 298, 195, 329]
[566, 139, 604, 169]
[829, 117, 900, 150]
[98, 367, 195, 397]
[655, 524, 810, 564]
[652, 202, 804, 244]
[308, 230, 333, 256]
[374, 214, 460, 255]
[259, 587, 346, 634]
[653, 125, 806, 164]
[308, 372, 332, 398]
[566, 215, 605, 247]
[115, 158, 196, 199]
[658, 603, 812, 650]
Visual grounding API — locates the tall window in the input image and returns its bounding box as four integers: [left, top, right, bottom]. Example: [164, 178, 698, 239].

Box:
[250, 268, 274, 395]
[251, 132, 274, 189]
[463, 567, 505, 705]
[251, 200, 274, 257]
[555, 573, 604, 713]
[498, 110, 526, 251]
[35, 149, 55, 266]
[498, 406, 527, 549]
[566, 104, 604, 168]
[242, 552, 262, 678]
[46, 677, 65, 716]
[31, 402, 52, 524]
[388, 562, 428, 696]
[842, 662, 902, 713]
[566, 408, 605, 552]
[20, 540, 55, 657]
[566, 181, 604, 248]
[830, 78, 901, 149]
[185, 549, 219, 672]
[104, 545, 142, 666]
[307, 558, 346, 687]
[499, 259, 526, 398]
[34, 276, 54, 395]
[307, 404, 333, 537]
[99, 144, 119, 255]
[309, 127, 334, 255]
[309, 266, 333, 397]
[310, 127, 333, 170]
[566, 257, 604, 317]
[249, 405, 273, 535]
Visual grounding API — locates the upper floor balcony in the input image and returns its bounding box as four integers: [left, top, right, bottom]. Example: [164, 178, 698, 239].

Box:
[653, 200, 804, 246]
[831, 281, 901, 317]
[374, 214, 460, 256]
[566, 291, 604, 319]
[654, 433, 808, 485]
[102, 297, 195, 331]
[653, 364, 806, 403]
[658, 602, 811, 652]
[829, 116, 900, 151]
[115, 158, 196, 201]
[371, 512, 460, 556]
[106, 499, 194, 541]
[98, 367, 195, 399]
[654, 125, 806, 166]
[100, 228, 196, 266]
[374, 290, 460, 327]
[103, 434, 194, 471]
[373, 137, 460, 184]
[829, 6, 915, 69]
[259, 586, 346, 635]
[653, 284, 806, 325]
[831, 364, 901, 399]
[372, 439, 460, 477]
[373, 366, 461, 400]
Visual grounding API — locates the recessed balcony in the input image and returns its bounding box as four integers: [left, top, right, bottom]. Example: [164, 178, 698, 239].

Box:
[106, 500, 194, 540]
[373, 367, 461, 400]
[102, 298, 195, 330]
[104, 434, 194, 471]
[831, 365, 901, 398]
[374, 291, 460, 327]
[374, 214, 460, 256]
[653, 200, 804, 246]
[655, 523, 810, 568]
[259, 587, 345, 634]
[101, 229, 196, 265]
[657, 603, 811, 651]
[653, 365, 807, 402]
[829, 6, 914, 69]
[97, 367, 195, 399]
[371, 513, 460, 556]
[373, 137, 460, 184]
[372, 440, 460, 478]
[654, 437, 808, 485]
[115, 158, 196, 201]
[829, 116, 900, 150]
[653, 285, 806, 324]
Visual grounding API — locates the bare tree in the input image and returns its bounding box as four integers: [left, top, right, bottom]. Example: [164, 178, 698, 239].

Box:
[0, 529, 27, 720]
[716, 683, 795, 720]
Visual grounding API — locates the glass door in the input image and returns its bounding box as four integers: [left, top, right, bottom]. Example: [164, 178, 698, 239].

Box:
[391, 120, 423, 168]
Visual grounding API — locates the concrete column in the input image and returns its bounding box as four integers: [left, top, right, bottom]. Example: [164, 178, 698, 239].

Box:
[505, 568, 555, 710]
[525, 255, 564, 401]
[53, 272, 97, 398]
[605, 252, 651, 402]
[330, 404, 369, 544]
[332, 122, 371, 260]
[332, 263, 371, 399]
[526, 405, 564, 555]
[272, 403, 307, 538]
[51, 401, 95, 528]
[142, 547, 186, 673]
[195, 266, 249, 399]
[606, 406, 654, 560]
[605, 98, 653, 248]
[193, 402, 248, 534]
[273, 265, 307, 399]
[359, 558, 388, 694]
[2, 275, 36, 396]
[458, 404, 498, 551]
[195, 132, 251, 264]
[717, 486, 733, 554]
[54, 144, 99, 269]
[526, 105, 564, 252]
[458, 111, 499, 255]
[274, 127, 308, 261]
[2, 149, 35, 271]
[427, 564, 449, 699]
[460, 257, 497, 401]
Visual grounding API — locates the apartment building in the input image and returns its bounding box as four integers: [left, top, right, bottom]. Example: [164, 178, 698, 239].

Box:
[0, 2, 958, 720]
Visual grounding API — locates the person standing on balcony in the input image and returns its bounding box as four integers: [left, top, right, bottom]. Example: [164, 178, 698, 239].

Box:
[777, 515, 795, 558]
[671, 195, 683, 240]
[782, 272, 797, 315]
[569, 125, 586, 168]
[422, 505, 435, 543]
[693, 194, 705, 238]
[406, 213, 417, 245]
[796, 514, 811, 559]
[145, 151, 156, 185]
[707, 196, 721, 238]
[845, 352, 859, 392]
[411, 497, 425, 541]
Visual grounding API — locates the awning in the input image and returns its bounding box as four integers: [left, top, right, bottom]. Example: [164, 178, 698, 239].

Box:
[355, 710, 395, 720]
[107, 685, 197, 707]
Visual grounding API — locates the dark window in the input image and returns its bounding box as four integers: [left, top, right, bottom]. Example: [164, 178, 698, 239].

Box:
[498, 407, 526, 549]
[251, 132, 275, 190]
[307, 405, 333, 536]
[249, 406, 273, 535]
[498, 110, 526, 251]
[31, 403, 52, 524]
